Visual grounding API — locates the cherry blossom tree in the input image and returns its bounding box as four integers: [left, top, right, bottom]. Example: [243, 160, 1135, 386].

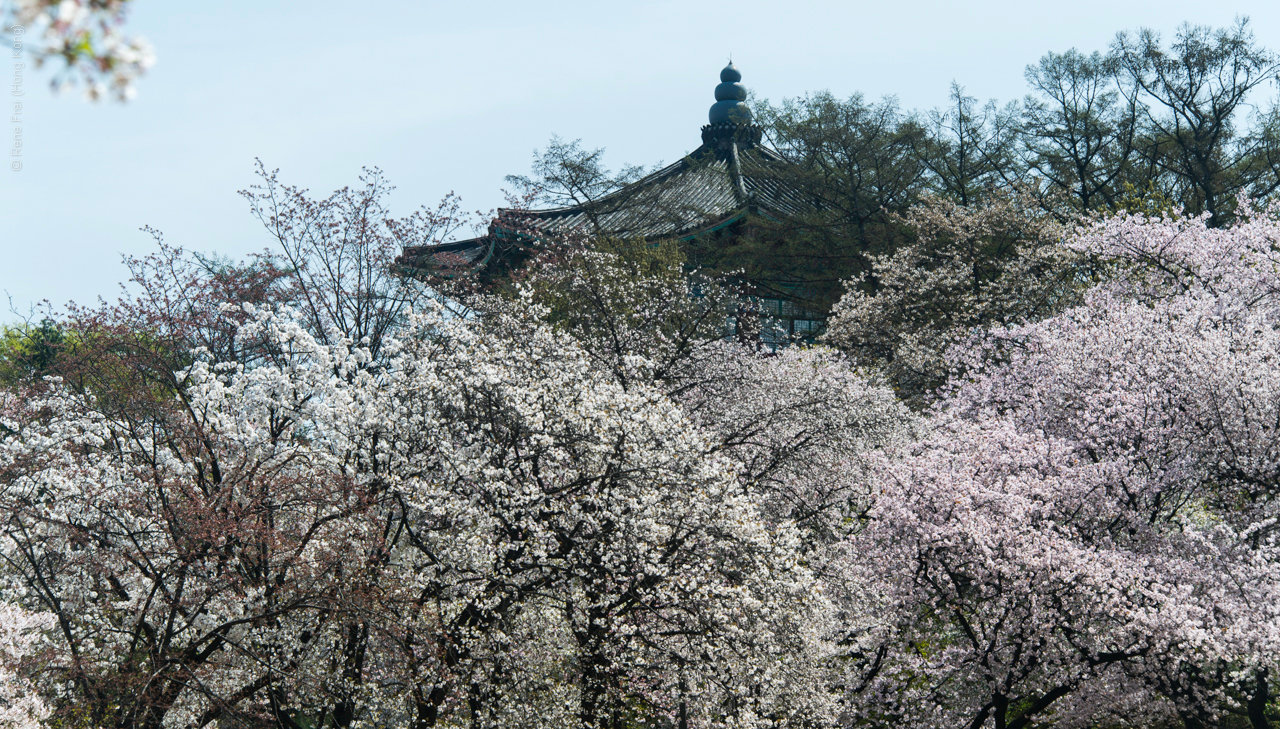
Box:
[6, 0, 153, 101]
[840, 202, 1280, 728]
[369, 300, 838, 729]
[240, 161, 468, 367]
[823, 189, 1083, 407]
[1, 278, 839, 729]
[502, 238, 925, 726]
[0, 308, 408, 728]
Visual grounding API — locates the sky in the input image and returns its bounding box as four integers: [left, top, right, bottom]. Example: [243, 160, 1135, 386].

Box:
[2, 0, 1279, 315]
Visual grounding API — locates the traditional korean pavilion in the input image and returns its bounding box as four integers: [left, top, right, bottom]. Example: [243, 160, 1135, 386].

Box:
[397, 62, 826, 339]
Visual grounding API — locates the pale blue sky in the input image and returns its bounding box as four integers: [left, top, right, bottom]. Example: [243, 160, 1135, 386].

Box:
[2, 0, 1278, 314]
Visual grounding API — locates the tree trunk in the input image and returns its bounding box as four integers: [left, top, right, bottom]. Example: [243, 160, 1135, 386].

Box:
[993, 692, 1009, 729]
[1249, 668, 1272, 729]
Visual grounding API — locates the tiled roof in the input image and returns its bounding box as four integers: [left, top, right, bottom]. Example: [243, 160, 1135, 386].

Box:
[396, 134, 806, 278]
[522, 142, 805, 240]
[394, 236, 495, 278]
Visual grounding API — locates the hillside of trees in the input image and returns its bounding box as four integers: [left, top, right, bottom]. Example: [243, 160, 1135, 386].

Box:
[3, 19, 1280, 729]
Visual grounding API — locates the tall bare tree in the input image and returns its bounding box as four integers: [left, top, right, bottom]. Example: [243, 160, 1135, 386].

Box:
[1022, 49, 1139, 211]
[1111, 19, 1280, 226]
[916, 83, 1022, 206]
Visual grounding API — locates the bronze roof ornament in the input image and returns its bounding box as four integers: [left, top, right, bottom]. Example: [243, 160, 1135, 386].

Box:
[709, 61, 752, 126]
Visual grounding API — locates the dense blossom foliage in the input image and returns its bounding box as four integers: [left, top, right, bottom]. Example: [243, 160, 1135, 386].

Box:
[10, 174, 1280, 728]
[511, 240, 916, 545]
[0, 297, 837, 728]
[368, 303, 835, 729]
[0, 312, 396, 727]
[508, 240, 924, 723]
[838, 203, 1280, 728]
[823, 190, 1082, 407]
[0, 601, 54, 729]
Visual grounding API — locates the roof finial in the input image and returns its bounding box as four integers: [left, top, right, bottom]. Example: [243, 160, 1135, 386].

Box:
[709, 61, 750, 125]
